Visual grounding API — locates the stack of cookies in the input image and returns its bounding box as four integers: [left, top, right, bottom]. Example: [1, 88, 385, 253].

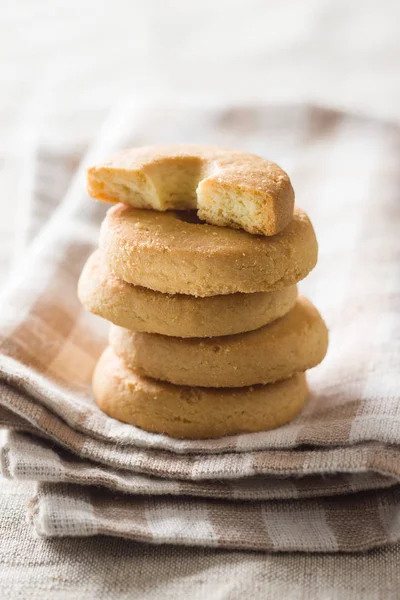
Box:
[78, 145, 328, 439]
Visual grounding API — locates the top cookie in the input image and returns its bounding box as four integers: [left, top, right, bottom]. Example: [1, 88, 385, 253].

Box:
[87, 144, 294, 236]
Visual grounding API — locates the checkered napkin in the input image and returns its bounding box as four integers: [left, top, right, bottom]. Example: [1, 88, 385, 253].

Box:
[0, 102, 399, 552]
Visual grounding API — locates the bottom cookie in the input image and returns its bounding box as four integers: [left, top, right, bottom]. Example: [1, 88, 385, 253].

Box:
[93, 347, 309, 439]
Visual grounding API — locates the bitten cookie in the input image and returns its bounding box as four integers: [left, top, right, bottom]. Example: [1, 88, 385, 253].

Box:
[109, 296, 328, 387]
[87, 144, 294, 236]
[93, 347, 308, 439]
[100, 204, 318, 297]
[78, 250, 298, 338]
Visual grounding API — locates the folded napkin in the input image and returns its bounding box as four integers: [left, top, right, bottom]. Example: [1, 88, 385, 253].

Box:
[0, 102, 399, 552]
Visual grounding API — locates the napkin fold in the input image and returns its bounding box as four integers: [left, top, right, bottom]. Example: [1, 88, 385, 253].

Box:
[0, 102, 399, 552]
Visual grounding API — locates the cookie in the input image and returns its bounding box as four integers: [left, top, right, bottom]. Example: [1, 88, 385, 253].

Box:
[87, 144, 294, 236]
[100, 204, 318, 297]
[78, 250, 298, 338]
[109, 296, 328, 388]
[93, 347, 308, 439]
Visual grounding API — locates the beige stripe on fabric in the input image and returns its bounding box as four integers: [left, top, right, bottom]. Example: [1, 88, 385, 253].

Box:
[90, 488, 153, 541]
[207, 500, 273, 550]
[324, 490, 395, 552]
[0, 245, 93, 382]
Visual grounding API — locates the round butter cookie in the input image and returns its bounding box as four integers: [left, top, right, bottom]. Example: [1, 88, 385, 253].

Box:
[87, 144, 294, 236]
[109, 296, 328, 388]
[93, 347, 308, 439]
[78, 250, 298, 338]
[100, 204, 317, 297]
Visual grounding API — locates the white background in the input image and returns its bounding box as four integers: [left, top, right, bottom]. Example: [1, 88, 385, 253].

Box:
[1, 0, 400, 280]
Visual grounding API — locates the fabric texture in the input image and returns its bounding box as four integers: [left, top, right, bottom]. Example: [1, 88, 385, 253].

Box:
[0, 103, 399, 552]
[3, 480, 400, 600]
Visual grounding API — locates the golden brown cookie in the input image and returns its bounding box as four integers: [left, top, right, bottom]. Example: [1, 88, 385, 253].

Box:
[93, 347, 308, 439]
[78, 250, 298, 338]
[87, 144, 294, 236]
[100, 204, 318, 297]
[109, 296, 328, 388]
